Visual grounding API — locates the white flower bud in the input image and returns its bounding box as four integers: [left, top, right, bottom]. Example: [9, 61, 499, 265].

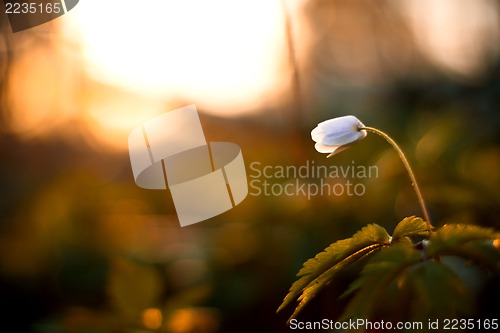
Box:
[311, 116, 367, 157]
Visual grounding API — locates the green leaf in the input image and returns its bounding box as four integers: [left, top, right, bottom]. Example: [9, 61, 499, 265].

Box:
[277, 224, 390, 316]
[392, 216, 431, 240]
[290, 243, 383, 320]
[340, 241, 421, 322]
[427, 224, 500, 257]
[407, 261, 474, 321]
[454, 241, 500, 272]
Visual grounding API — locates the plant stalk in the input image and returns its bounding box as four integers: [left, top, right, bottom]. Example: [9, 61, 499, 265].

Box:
[360, 126, 432, 228]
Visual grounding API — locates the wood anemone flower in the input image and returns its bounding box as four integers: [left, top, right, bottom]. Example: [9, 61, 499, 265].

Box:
[311, 116, 367, 157]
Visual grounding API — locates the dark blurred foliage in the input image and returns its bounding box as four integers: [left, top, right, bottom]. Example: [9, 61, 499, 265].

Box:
[1, 1, 499, 332]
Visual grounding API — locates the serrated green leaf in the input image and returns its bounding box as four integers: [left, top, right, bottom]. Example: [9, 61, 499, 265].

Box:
[457, 241, 500, 272]
[289, 243, 384, 320]
[392, 216, 431, 240]
[277, 224, 390, 314]
[408, 261, 474, 320]
[340, 241, 421, 321]
[340, 236, 414, 298]
[427, 224, 500, 257]
[430, 240, 500, 272]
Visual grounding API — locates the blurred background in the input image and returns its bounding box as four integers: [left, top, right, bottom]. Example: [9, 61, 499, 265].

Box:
[1, 0, 499, 332]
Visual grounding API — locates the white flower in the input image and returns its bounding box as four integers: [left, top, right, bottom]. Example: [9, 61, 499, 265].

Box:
[311, 115, 367, 157]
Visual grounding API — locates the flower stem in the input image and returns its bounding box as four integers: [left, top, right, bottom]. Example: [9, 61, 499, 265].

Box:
[360, 126, 432, 229]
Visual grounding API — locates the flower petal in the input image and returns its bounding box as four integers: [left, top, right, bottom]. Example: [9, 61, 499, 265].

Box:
[326, 142, 356, 157]
[313, 116, 365, 146]
[314, 142, 339, 153]
[311, 125, 326, 144]
[311, 115, 366, 157]
[358, 128, 367, 140]
[316, 115, 362, 131]
[321, 130, 360, 146]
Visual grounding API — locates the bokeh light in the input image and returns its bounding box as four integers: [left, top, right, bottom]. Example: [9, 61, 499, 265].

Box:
[141, 308, 163, 330]
[399, 0, 500, 77]
[62, 0, 288, 114]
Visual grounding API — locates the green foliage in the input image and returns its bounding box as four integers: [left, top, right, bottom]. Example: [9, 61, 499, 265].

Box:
[427, 224, 500, 256]
[277, 224, 390, 319]
[339, 240, 421, 321]
[340, 245, 477, 324]
[278, 217, 500, 325]
[392, 216, 431, 240]
[406, 261, 475, 320]
[278, 224, 389, 318]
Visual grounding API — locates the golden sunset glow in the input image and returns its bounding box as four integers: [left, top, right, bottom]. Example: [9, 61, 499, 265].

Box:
[399, 0, 499, 76]
[62, 0, 287, 115]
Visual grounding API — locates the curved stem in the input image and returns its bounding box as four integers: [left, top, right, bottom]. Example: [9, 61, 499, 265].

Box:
[360, 126, 432, 228]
